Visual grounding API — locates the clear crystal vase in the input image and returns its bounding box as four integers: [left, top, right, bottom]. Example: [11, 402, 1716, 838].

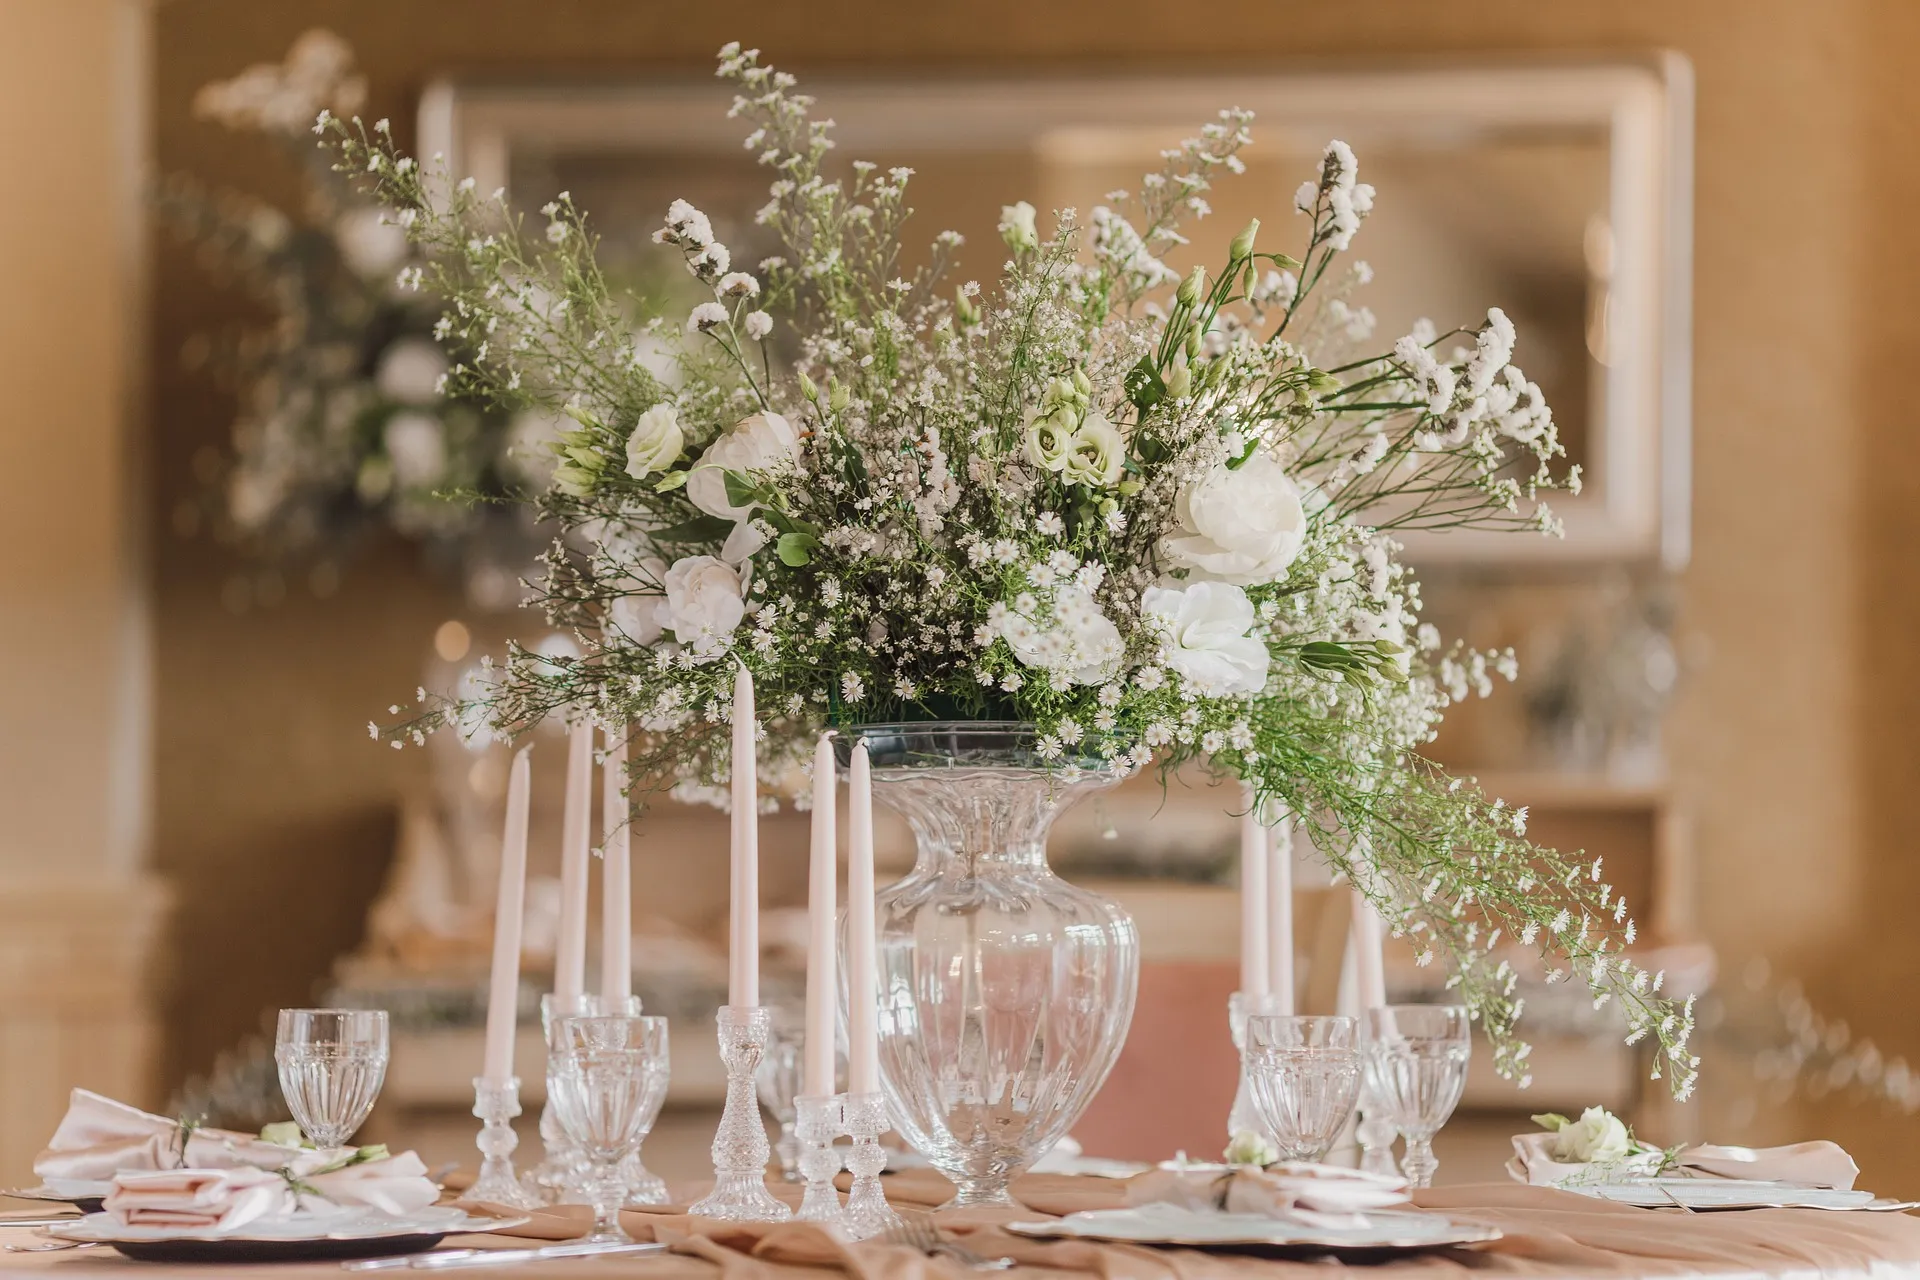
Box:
[841, 722, 1139, 1209]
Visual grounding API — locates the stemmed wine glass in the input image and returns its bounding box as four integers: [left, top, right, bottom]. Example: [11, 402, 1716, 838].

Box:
[1362, 1005, 1470, 1188]
[274, 1009, 389, 1150]
[1243, 1015, 1361, 1162]
[546, 1014, 670, 1244]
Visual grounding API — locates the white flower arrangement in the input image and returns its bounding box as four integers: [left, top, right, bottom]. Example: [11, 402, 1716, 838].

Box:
[323, 42, 1689, 1087]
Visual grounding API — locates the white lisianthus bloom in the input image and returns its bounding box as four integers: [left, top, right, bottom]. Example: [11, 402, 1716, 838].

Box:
[1163, 452, 1307, 584]
[624, 402, 684, 479]
[659, 555, 745, 662]
[1023, 410, 1077, 473]
[1543, 1107, 1632, 1164]
[1061, 410, 1126, 488]
[999, 200, 1038, 251]
[999, 587, 1122, 686]
[1141, 580, 1270, 696]
[687, 412, 800, 522]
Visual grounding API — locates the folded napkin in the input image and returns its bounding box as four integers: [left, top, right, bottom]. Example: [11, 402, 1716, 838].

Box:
[1128, 1163, 1410, 1226]
[35, 1089, 293, 1182]
[104, 1167, 294, 1233]
[1508, 1131, 1860, 1190]
[103, 1150, 439, 1234]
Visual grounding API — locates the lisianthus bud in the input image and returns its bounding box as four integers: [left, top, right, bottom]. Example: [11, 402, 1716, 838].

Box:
[562, 399, 604, 430]
[1072, 367, 1092, 397]
[1165, 361, 1192, 399]
[1229, 217, 1260, 260]
[830, 380, 850, 413]
[1176, 265, 1207, 307]
[798, 371, 819, 402]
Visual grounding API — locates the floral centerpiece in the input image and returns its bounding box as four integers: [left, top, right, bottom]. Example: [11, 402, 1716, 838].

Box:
[326, 43, 1695, 1089]
[167, 30, 556, 608]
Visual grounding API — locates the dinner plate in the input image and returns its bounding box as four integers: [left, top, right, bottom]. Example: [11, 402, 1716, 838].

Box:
[47, 1207, 528, 1263]
[1004, 1203, 1502, 1254]
[3, 1181, 110, 1213]
[1558, 1180, 1901, 1211]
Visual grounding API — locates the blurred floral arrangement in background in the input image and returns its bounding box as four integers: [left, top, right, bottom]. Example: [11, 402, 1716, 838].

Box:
[163, 30, 559, 609]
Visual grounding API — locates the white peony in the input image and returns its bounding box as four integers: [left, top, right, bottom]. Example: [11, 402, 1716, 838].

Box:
[1543, 1107, 1632, 1164]
[686, 412, 800, 524]
[624, 402, 684, 479]
[1061, 410, 1126, 488]
[659, 555, 745, 662]
[999, 586, 1122, 686]
[1141, 580, 1270, 696]
[1163, 452, 1307, 584]
[374, 338, 448, 405]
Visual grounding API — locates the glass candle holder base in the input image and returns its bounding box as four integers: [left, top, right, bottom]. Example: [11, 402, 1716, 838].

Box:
[687, 1006, 792, 1223]
[468, 1077, 542, 1210]
[1356, 1104, 1400, 1177]
[793, 1094, 845, 1224]
[839, 1090, 901, 1240]
[621, 1149, 670, 1206]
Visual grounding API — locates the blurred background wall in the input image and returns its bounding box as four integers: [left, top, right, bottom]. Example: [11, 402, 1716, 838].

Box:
[115, 0, 1919, 1185]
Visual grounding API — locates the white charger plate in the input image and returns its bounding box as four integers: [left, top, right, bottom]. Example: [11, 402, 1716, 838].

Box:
[48, 1206, 527, 1263]
[1558, 1179, 1907, 1211]
[1005, 1202, 1501, 1254]
[3, 1181, 111, 1211]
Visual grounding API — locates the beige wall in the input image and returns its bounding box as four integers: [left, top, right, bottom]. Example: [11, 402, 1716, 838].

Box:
[0, 0, 165, 1182]
[148, 0, 1918, 1186]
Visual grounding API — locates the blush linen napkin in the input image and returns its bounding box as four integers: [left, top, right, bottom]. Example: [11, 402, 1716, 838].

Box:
[33, 1088, 298, 1182]
[102, 1150, 441, 1234]
[1507, 1132, 1861, 1189]
[452, 1172, 1920, 1280]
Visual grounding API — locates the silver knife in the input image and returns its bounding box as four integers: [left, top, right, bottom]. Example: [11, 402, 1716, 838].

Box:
[344, 1242, 667, 1271]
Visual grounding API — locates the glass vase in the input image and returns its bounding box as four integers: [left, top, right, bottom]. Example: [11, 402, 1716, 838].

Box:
[839, 721, 1139, 1209]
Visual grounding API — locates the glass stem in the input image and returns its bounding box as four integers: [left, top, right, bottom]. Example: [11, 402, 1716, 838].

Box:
[592, 1156, 625, 1240]
[1401, 1135, 1438, 1189]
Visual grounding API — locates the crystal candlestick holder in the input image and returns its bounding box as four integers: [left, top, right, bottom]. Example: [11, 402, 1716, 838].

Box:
[792, 1094, 845, 1224]
[528, 994, 594, 1204]
[839, 1090, 901, 1240]
[468, 1077, 542, 1209]
[687, 1006, 791, 1222]
[1356, 1092, 1400, 1177]
[1226, 991, 1282, 1150]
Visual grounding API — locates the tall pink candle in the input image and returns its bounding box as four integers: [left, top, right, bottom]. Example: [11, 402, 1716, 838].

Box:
[1266, 811, 1294, 1014]
[482, 746, 532, 1085]
[1239, 792, 1269, 998]
[728, 665, 759, 1008]
[1352, 888, 1388, 1009]
[846, 738, 879, 1095]
[802, 732, 837, 1097]
[552, 721, 593, 1013]
[600, 728, 631, 1009]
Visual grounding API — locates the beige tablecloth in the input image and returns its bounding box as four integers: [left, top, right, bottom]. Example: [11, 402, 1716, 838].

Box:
[7, 1170, 1920, 1278]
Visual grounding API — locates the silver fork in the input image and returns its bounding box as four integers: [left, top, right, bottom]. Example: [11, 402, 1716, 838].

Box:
[4, 1238, 98, 1253]
[881, 1212, 1014, 1270]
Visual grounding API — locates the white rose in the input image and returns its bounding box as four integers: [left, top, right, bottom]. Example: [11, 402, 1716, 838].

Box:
[686, 412, 800, 523]
[1061, 410, 1125, 488]
[1141, 580, 1270, 697]
[606, 558, 668, 646]
[374, 338, 448, 405]
[1163, 452, 1307, 585]
[1547, 1107, 1632, 1164]
[659, 555, 745, 662]
[624, 402, 684, 479]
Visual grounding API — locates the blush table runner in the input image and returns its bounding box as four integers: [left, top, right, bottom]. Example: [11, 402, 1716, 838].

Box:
[7, 1171, 1920, 1278]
